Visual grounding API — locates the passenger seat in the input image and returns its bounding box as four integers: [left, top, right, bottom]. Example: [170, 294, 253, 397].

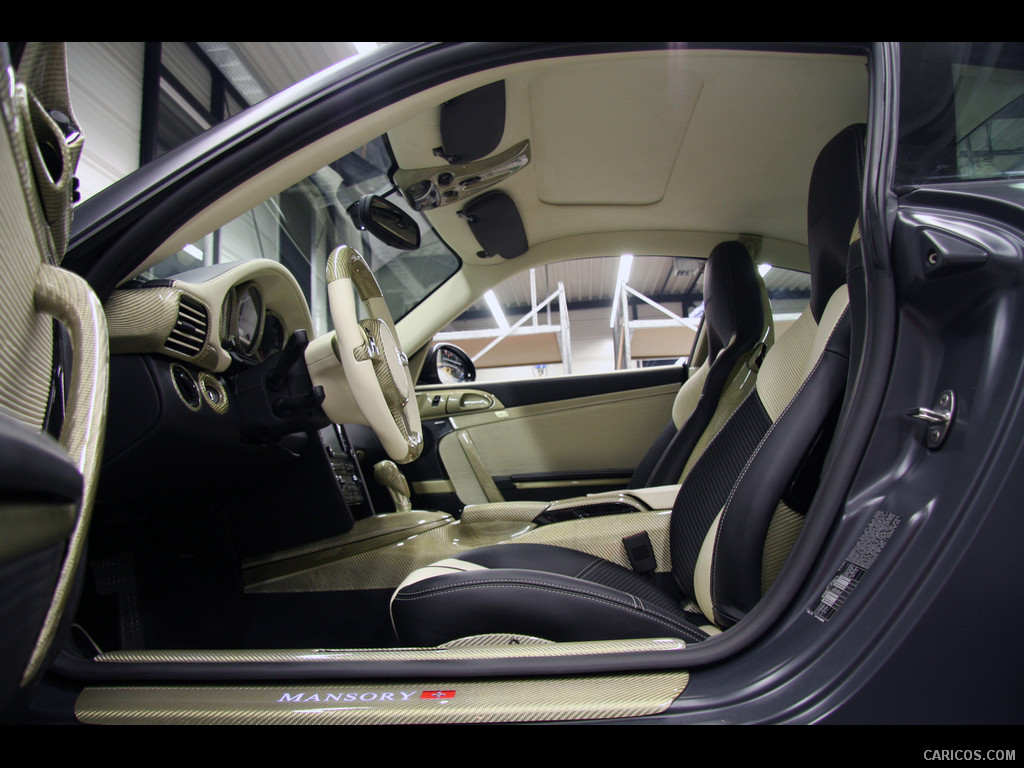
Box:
[390, 123, 865, 646]
[628, 240, 773, 490]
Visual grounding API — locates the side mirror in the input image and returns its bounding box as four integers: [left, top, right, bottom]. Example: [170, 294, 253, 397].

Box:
[347, 194, 421, 250]
[419, 343, 476, 385]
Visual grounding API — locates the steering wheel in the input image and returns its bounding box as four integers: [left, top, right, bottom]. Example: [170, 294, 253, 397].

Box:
[326, 245, 423, 463]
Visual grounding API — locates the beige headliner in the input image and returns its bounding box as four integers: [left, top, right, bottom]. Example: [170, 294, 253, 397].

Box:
[137, 47, 869, 354]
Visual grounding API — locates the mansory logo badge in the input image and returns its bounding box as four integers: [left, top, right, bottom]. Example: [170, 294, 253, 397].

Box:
[277, 690, 456, 704]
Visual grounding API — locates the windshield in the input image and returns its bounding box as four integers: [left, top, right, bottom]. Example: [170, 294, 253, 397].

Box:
[143, 136, 461, 335]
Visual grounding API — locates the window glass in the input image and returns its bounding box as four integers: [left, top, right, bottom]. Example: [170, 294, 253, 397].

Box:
[897, 42, 1024, 186]
[436, 256, 809, 383]
[143, 136, 461, 336]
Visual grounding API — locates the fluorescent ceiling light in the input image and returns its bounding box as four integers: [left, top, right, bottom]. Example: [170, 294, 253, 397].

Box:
[353, 42, 379, 56]
[609, 253, 634, 327]
[182, 244, 203, 261]
[758, 263, 772, 277]
[484, 289, 510, 331]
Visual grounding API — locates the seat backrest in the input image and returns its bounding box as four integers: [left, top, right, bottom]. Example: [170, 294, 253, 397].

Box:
[669, 124, 865, 628]
[629, 240, 773, 489]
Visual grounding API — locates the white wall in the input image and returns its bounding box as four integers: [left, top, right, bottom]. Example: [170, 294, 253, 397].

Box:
[67, 42, 145, 201]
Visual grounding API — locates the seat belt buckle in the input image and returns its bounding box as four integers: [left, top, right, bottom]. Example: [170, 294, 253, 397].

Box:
[622, 531, 657, 575]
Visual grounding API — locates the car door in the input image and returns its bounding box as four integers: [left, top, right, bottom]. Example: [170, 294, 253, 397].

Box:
[807, 41, 1024, 722]
[409, 362, 686, 510]
[0, 43, 107, 721]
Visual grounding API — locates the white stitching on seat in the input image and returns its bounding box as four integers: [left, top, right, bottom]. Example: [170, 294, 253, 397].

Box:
[709, 304, 851, 613]
[394, 577, 708, 643]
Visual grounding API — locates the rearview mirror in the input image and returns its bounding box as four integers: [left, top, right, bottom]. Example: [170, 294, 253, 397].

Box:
[347, 194, 421, 250]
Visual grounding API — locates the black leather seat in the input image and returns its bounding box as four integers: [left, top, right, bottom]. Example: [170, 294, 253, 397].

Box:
[627, 239, 773, 490]
[391, 124, 864, 646]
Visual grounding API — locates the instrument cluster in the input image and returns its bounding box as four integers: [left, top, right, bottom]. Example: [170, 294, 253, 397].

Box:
[221, 281, 286, 363]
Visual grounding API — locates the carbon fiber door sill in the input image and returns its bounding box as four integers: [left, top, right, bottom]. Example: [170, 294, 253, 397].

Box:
[76, 640, 689, 723]
[76, 671, 689, 724]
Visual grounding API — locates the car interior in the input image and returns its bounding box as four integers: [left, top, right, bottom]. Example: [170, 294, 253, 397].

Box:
[3, 43, 882, 718]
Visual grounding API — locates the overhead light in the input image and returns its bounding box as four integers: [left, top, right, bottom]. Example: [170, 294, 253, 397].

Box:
[484, 290, 510, 331]
[758, 263, 772, 277]
[609, 253, 634, 327]
[353, 42, 379, 56]
[182, 244, 203, 261]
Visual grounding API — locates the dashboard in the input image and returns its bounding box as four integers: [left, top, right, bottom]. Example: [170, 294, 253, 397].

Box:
[105, 259, 313, 374]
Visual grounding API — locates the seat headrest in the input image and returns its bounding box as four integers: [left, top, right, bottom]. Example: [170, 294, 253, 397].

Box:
[703, 240, 765, 363]
[807, 123, 866, 322]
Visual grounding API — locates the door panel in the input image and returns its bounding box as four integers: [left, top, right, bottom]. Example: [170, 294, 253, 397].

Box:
[0, 44, 107, 719]
[414, 367, 683, 507]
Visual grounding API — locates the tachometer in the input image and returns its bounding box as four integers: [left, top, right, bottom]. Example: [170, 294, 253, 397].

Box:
[228, 282, 264, 357]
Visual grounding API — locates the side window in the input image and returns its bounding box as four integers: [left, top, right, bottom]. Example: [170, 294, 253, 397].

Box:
[435, 255, 810, 383]
[897, 42, 1024, 186]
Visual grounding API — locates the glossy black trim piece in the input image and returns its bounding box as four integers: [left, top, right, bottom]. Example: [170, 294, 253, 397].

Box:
[43, 320, 69, 440]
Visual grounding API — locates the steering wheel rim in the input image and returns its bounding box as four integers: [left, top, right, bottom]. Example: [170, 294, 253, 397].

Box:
[326, 245, 423, 463]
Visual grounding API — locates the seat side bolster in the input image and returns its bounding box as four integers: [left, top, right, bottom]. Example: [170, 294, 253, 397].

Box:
[393, 558, 487, 594]
[392, 568, 709, 647]
[710, 301, 851, 627]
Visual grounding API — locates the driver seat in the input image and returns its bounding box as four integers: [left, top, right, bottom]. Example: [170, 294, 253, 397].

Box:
[391, 123, 864, 646]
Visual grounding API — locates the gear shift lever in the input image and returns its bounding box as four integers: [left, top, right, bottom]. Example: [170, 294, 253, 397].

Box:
[373, 460, 412, 513]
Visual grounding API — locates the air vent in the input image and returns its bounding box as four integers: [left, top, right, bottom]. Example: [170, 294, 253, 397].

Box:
[165, 295, 208, 357]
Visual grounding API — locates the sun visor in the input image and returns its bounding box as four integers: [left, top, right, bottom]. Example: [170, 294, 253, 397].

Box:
[438, 81, 506, 163]
[462, 192, 528, 260]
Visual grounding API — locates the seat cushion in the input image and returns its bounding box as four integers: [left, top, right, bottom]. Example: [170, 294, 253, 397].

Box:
[391, 544, 710, 646]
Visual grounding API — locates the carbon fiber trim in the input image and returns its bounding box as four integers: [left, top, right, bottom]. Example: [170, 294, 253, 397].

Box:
[461, 501, 550, 524]
[197, 372, 229, 415]
[76, 670, 689, 724]
[105, 287, 218, 369]
[243, 512, 454, 569]
[25, 264, 109, 684]
[325, 245, 422, 463]
[325, 244, 384, 299]
[13, 44, 83, 262]
[671, 391, 773, 598]
[245, 510, 671, 592]
[762, 500, 804, 594]
[94, 637, 684, 664]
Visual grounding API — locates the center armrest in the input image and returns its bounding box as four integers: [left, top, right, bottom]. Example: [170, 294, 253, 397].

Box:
[610, 484, 681, 511]
[460, 501, 550, 525]
[459, 485, 681, 528]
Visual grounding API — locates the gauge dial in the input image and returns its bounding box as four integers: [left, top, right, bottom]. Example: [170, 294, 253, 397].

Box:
[233, 283, 264, 355]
